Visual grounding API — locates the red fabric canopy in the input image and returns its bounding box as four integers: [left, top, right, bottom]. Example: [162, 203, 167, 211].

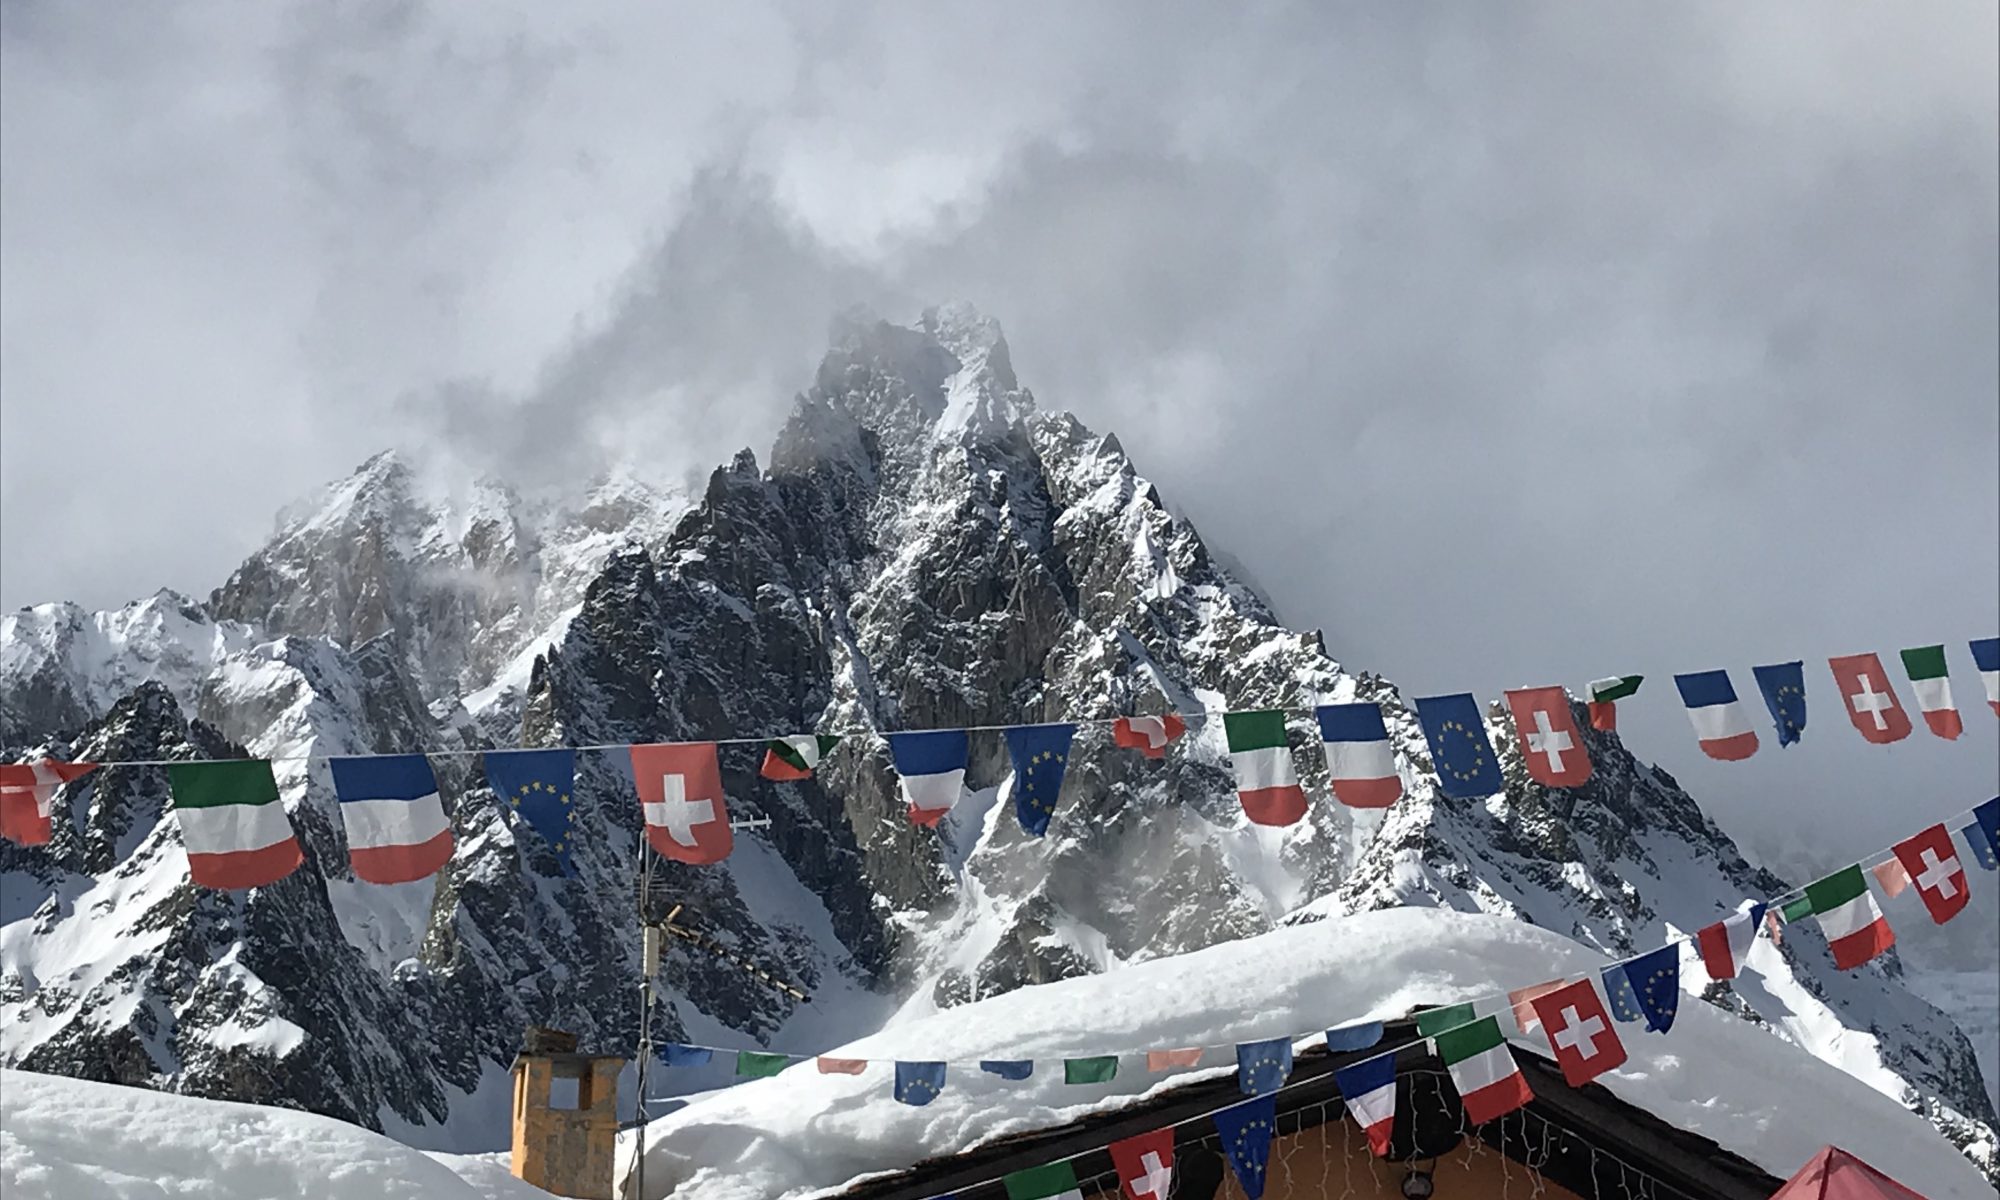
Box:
[1771, 1147, 1930, 1200]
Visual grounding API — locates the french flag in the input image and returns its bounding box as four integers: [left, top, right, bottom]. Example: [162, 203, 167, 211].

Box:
[1673, 671, 1760, 761]
[1314, 703, 1401, 808]
[1973, 637, 2000, 716]
[1695, 902, 1766, 980]
[886, 730, 967, 827]
[327, 754, 454, 884]
[1334, 1054, 1397, 1157]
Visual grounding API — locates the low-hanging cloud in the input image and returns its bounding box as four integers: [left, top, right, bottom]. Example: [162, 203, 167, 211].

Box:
[3, 1, 1994, 869]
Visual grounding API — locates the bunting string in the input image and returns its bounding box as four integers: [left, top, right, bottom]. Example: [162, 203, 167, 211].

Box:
[9, 631, 1995, 771]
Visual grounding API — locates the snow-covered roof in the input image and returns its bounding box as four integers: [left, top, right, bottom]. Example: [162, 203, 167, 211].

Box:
[0, 1069, 546, 1200]
[627, 908, 1989, 1200]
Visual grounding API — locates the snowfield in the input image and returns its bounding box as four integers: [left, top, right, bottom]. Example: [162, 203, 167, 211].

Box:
[625, 908, 1992, 1200]
[0, 1069, 552, 1200]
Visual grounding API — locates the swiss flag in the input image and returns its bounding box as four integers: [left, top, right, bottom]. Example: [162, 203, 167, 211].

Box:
[1108, 1127, 1174, 1200]
[1529, 979, 1627, 1088]
[1828, 654, 1913, 745]
[1113, 715, 1186, 759]
[0, 760, 96, 847]
[1503, 688, 1592, 788]
[1892, 824, 1969, 925]
[630, 743, 734, 865]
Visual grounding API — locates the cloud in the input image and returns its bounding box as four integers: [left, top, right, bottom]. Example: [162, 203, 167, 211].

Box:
[2, 1, 1994, 862]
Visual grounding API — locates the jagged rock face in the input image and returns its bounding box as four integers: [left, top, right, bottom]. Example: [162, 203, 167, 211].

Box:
[1, 306, 1992, 1176]
[206, 451, 688, 700]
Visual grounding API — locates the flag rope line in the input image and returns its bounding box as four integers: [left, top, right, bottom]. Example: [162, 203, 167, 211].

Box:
[8, 709, 1232, 768]
[633, 799, 1979, 1071]
[17, 632, 1992, 769]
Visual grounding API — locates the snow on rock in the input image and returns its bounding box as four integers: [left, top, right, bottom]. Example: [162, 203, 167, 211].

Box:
[626, 908, 1991, 1200]
[0, 1068, 553, 1200]
[0, 592, 258, 747]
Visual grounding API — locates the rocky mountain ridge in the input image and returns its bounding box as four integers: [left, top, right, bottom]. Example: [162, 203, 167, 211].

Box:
[1, 305, 1993, 1177]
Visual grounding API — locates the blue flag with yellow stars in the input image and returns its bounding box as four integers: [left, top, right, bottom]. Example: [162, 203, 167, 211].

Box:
[1617, 945, 1680, 1033]
[1324, 1020, 1385, 1052]
[1413, 694, 1503, 799]
[659, 1043, 713, 1067]
[1600, 962, 1647, 1025]
[980, 1059, 1034, 1080]
[1215, 1093, 1277, 1199]
[894, 1061, 946, 1106]
[1966, 797, 2000, 870]
[1236, 1036, 1292, 1096]
[1752, 661, 1808, 747]
[1004, 723, 1076, 838]
[484, 748, 578, 875]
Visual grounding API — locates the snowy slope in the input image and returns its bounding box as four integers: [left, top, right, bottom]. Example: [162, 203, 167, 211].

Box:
[625, 908, 1991, 1200]
[0, 1068, 551, 1200]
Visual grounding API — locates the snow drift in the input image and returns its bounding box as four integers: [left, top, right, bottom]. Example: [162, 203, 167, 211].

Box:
[0, 1067, 551, 1200]
[625, 908, 1991, 1200]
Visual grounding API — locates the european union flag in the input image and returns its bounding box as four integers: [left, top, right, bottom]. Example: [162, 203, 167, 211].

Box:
[980, 1059, 1034, 1080]
[894, 1061, 946, 1106]
[1968, 797, 2000, 870]
[1600, 963, 1646, 1025]
[1619, 945, 1680, 1033]
[1414, 694, 1503, 799]
[484, 748, 578, 875]
[1004, 723, 1076, 838]
[1214, 1093, 1277, 1199]
[1324, 1020, 1384, 1052]
[1752, 661, 1808, 747]
[659, 1043, 714, 1067]
[1236, 1037, 1292, 1096]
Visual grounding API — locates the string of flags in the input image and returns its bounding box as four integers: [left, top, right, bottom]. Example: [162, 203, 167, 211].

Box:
[2, 638, 1994, 888]
[872, 798, 1996, 1200]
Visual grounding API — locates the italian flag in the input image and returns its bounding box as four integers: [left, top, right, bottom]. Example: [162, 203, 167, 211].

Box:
[1898, 646, 1962, 740]
[759, 734, 840, 781]
[1003, 1160, 1083, 1200]
[1434, 1016, 1532, 1125]
[1586, 675, 1642, 732]
[1806, 864, 1895, 970]
[166, 760, 303, 890]
[1223, 710, 1308, 826]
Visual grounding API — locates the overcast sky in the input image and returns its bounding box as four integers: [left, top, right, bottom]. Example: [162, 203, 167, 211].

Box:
[3, 2, 1995, 861]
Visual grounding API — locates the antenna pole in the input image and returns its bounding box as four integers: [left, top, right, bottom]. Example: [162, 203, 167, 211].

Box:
[632, 841, 656, 1200]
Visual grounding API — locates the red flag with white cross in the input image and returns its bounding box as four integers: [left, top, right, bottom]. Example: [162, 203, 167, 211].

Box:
[1530, 979, 1627, 1088]
[1503, 688, 1592, 788]
[630, 742, 734, 865]
[1108, 1127, 1174, 1200]
[0, 760, 96, 847]
[1892, 824, 1969, 925]
[1827, 653, 1913, 745]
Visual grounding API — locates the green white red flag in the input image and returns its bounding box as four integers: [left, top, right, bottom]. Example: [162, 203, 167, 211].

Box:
[1585, 675, 1642, 732]
[166, 760, 303, 889]
[1433, 1015, 1532, 1125]
[1805, 864, 1894, 970]
[1222, 710, 1308, 826]
[760, 734, 841, 781]
[1898, 645, 1962, 740]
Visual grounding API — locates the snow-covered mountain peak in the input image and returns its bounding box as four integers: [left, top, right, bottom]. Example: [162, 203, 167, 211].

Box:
[2, 310, 1993, 1179]
[805, 304, 1036, 459]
